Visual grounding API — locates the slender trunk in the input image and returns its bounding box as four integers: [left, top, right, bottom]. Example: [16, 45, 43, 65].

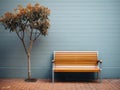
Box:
[20, 38, 33, 79]
[27, 40, 33, 79]
[27, 52, 31, 79]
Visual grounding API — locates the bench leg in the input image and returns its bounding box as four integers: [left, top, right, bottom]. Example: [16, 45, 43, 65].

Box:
[52, 69, 54, 83]
[100, 70, 102, 83]
[97, 72, 99, 80]
[99, 70, 102, 83]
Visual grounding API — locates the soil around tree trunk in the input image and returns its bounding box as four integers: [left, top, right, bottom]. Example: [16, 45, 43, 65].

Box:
[25, 78, 37, 82]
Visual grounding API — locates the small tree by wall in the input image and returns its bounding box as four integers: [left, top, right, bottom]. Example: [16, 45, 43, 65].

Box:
[0, 3, 50, 81]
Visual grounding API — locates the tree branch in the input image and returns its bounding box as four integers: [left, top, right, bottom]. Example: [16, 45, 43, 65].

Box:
[28, 40, 33, 54]
[33, 32, 41, 42]
[16, 30, 22, 40]
[30, 28, 33, 41]
[21, 38, 28, 55]
[15, 30, 28, 55]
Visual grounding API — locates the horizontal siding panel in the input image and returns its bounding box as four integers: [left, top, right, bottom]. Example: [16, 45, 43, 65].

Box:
[0, 67, 51, 78]
[102, 67, 120, 78]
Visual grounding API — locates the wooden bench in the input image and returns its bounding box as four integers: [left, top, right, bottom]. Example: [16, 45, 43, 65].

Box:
[52, 51, 102, 82]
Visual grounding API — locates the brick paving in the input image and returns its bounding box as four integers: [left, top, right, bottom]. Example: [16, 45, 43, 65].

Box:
[0, 79, 120, 90]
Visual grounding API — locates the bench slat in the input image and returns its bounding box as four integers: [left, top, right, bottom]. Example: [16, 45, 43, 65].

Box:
[54, 67, 100, 72]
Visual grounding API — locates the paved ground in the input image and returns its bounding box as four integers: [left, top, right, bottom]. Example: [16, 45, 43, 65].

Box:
[0, 79, 120, 90]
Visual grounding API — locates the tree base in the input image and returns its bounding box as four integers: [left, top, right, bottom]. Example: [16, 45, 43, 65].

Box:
[25, 78, 37, 82]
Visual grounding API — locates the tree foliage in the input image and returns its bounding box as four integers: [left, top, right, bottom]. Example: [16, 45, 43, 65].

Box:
[0, 3, 50, 38]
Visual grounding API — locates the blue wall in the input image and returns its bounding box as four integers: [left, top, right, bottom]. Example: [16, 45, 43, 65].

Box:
[0, 0, 120, 79]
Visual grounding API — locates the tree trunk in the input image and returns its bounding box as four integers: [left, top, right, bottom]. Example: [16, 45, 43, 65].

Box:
[26, 40, 37, 82]
[19, 34, 37, 82]
[20, 39, 32, 80]
[27, 53, 31, 79]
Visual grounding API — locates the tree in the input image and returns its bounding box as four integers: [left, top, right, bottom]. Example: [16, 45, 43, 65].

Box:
[0, 3, 50, 81]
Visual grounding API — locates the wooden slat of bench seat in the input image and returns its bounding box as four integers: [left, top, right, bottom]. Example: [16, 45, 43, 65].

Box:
[54, 66, 100, 72]
[55, 63, 98, 66]
[55, 55, 97, 60]
[55, 60, 98, 65]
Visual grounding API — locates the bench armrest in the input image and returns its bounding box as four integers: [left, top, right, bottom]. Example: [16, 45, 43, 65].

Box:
[52, 60, 55, 63]
[98, 60, 102, 63]
[98, 60, 102, 70]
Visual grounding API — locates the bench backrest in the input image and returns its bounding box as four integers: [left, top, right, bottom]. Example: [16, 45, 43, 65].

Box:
[54, 51, 98, 66]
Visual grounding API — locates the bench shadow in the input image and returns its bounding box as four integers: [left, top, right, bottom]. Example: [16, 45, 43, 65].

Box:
[54, 72, 98, 82]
